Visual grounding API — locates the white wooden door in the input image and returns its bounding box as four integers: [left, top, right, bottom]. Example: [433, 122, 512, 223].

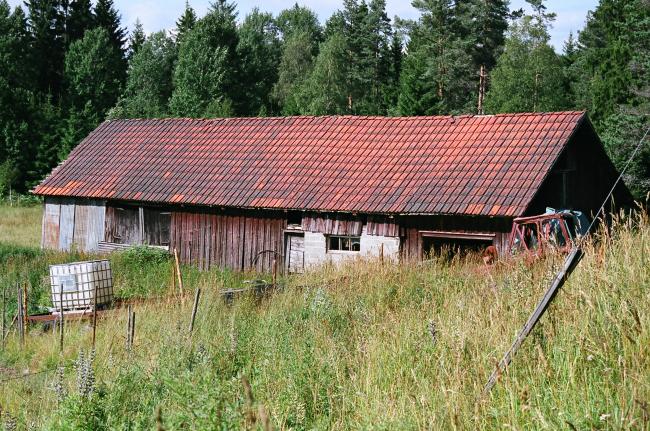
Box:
[286, 234, 305, 274]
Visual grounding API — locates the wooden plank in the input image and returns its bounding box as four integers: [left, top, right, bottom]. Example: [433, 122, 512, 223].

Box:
[73, 203, 90, 250]
[58, 199, 76, 250]
[42, 199, 61, 249]
[86, 201, 106, 252]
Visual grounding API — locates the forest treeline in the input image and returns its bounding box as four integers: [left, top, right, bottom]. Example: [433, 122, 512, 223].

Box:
[0, 0, 648, 198]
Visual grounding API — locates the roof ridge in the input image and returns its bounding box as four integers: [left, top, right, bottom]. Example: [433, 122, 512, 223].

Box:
[104, 111, 586, 124]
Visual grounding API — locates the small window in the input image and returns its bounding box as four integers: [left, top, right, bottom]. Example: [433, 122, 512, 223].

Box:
[328, 235, 361, 252]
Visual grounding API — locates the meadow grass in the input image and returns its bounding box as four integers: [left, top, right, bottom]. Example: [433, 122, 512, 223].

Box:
[0, 205, 648, 430]
[0, 203, 42, 248]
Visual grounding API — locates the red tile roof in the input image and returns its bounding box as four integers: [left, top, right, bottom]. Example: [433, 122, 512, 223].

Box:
[33, 112, 586, 217]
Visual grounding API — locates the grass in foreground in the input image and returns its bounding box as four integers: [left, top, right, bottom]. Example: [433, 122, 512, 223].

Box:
[0, 210, 648, 430]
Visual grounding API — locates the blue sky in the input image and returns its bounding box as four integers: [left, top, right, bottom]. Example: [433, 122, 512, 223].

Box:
[8, 0, 599, 51]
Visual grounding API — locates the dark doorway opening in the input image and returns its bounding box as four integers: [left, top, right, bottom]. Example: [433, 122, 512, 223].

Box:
[421, 232, 494, 260]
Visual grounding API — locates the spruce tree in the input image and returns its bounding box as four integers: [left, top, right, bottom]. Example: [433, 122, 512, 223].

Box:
[198, 0, 242, 114]
[128, 19, 146, 59]
[25, 0, 66, 99]
[67, 0, 93, 42]
[575, 0, 650, 198]
[175, 0, 197, 44]
[397, 44, 438, 116]
[93, 0, 127, 85]
[62, 27, 122, 155]
[384, 32, 402, 111]
[0, 2, 37, 190]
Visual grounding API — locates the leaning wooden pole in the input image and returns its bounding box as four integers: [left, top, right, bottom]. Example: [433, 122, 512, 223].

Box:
[188, 288, 201, 334]
[482, 247, 583, 394]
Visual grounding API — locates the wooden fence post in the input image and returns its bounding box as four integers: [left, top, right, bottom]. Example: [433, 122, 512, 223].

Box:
[22, 283, 28, 334]
[92, 282, 98, 349]
[173, 248, 184, 298]
[130, 311, 136, 350]
[59, 284, 64, 353]
[188, 288, 201, 334]
[17, 285, 24, 345]
[272, 259, 277, 289]
[1, 286, 5, 348]
[126, 304, 132, 350]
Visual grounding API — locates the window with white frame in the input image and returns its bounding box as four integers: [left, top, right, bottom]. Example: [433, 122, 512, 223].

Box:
[327, 235, 361, 252]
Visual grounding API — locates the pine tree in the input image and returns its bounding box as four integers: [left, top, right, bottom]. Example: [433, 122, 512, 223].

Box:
[485, 0, 567, 113]
[399, 0, 475, 114]
[169, 22, 229, 117]
[455, 0, 509, 72]
[272, 31, 314, 114]
[175, 0, 197, 44]
[67, 0, 93, 42]
[303, 33, 349, 115]
[128, 19, 146, 59]
[113, 31, 176, 119]
[62, 27, 122, 155]
[237, 9, 282, 115]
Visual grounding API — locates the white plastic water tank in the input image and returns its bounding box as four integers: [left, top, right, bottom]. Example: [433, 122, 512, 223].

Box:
[49, 260, 114, 311]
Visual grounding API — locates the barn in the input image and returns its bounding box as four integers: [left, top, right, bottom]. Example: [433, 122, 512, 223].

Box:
[32, 111, 630, 272]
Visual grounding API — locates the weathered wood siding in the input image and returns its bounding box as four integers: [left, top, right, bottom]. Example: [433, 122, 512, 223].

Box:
[143, 208, 171, 246]
[105, 206, 140, 244]
[366, 215, 399, 237]
[41, 197, 105, 252]
[169, 211, 287, 272]
[302, 213, 363, 236]
[58, 201, 76, 250]
[42, 199, 61, 249]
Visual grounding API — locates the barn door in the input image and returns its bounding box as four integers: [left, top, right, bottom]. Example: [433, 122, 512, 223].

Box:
[285, 233, 305, 274]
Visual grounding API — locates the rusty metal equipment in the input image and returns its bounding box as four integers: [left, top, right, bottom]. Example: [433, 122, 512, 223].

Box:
[507, 209, 589, 257]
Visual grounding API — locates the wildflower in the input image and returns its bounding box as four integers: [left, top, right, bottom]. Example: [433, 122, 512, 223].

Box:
[428, 320, 437, 346]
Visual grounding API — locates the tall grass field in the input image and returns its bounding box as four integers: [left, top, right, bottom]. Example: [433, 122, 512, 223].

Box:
[0, 202, 648, 430]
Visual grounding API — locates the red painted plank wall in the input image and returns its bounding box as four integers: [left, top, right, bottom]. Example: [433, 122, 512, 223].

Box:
[170, 211, 286, 272]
